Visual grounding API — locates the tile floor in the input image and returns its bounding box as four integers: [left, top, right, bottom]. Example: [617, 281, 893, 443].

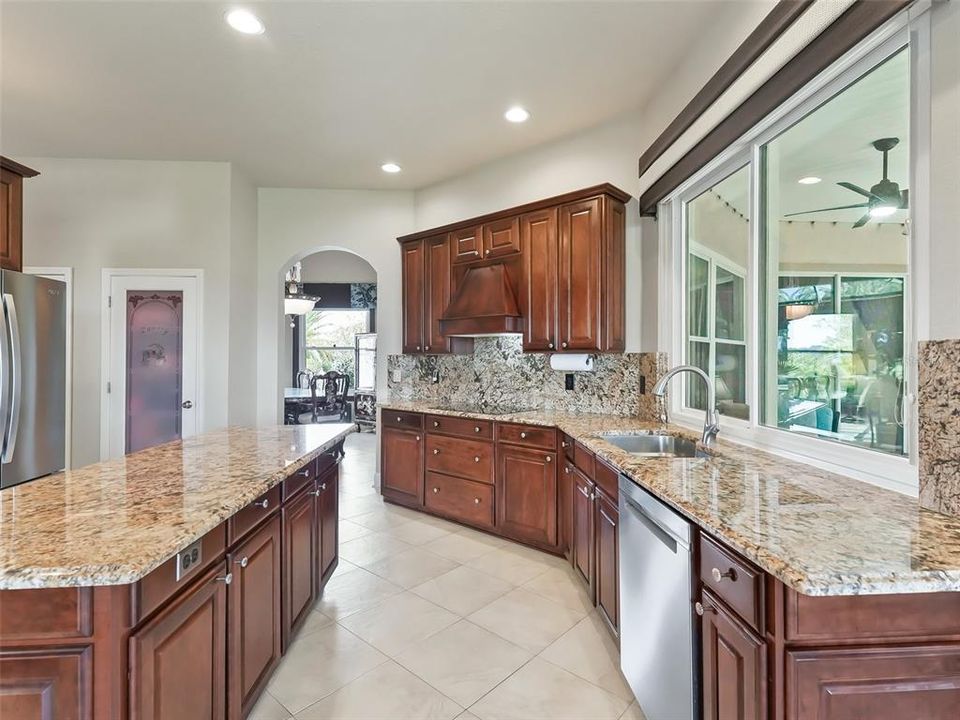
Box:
[251, 432, 646, 720]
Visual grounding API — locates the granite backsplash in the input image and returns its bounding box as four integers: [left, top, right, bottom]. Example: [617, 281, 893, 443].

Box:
[918, 338, 960, 518]
[387, 336, 666, 419]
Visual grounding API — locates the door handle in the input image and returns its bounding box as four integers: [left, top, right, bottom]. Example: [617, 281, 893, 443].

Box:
[216, 572, 233, 585]
[1, 293, 22, 464]
[0, 295, 10, 462]
[235, 556, 249, 568]
[181, 400, 193, 409]
[577, 485, 592, 499]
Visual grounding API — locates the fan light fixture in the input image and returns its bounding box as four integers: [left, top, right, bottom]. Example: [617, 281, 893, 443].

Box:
[797, 176, 822, 185]
[869, 204, 898, 218]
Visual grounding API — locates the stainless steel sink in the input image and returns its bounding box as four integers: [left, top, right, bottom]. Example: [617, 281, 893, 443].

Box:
[599, 433, 700, 458]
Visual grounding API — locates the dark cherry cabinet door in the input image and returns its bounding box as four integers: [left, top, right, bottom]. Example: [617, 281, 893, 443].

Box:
[381, 428, 424, 506]
[227, 515, 282, 720]
[451, 225, 481, 263]
[401, 240, 425, 353]
[520, 208, 558, 351]
[558, 197, 602, 351]
[701, 590, 766, 720]
[129, 563, 228, 720]
[572, 469, 595, 593]
[482, 216, 521, 259]
[317, 465, 339, 584]
[0, 168, 23, 272]
[0, 646, 93, 720]
[594, 489, 619, 638]
[424, 235, 452, 354]
[559, 463, 574, 561]
[496, 445, 558, 548]
[281, 487, 316, 651]
[601, 198, 626, 352]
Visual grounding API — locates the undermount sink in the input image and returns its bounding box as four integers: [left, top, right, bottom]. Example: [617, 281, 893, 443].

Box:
[599, 432, 701, 458]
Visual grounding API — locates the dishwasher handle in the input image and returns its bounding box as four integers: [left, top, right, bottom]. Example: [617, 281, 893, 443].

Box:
[623, 495, 689, 553]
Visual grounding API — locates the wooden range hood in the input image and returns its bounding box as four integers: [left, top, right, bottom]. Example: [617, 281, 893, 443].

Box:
[439, 263, 524, 336]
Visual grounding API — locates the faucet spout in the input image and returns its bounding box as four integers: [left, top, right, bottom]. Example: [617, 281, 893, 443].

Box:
[651, 365, 721, 447]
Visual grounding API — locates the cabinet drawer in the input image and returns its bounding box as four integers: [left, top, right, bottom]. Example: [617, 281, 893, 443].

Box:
[573, 441, 595, 477]
[451, 226, 482, 263]
[593, 456, 619, 500]
[424, 472, 495, 530]
[425, 434, 494, 484]
[281, 459, 316, 501]
[425, 414, 493, 440]
[383, 410, 423, 430]
[228, 486, 281, 547]
[497, 423, 556, 449]
[699, 534, 764, 633]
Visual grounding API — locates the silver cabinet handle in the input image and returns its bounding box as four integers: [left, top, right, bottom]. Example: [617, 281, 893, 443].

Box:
[474, 498, 480, 504]
[433, 421, 440, 427]
[320, 483, 327, 491]
[425, 346, 431, 351]
[711, 567, 737, 583]
[548, 342, 554, 349]
[235, 556, 248, 568]
[520, 432, 527, 439]
[545, 455, 552, 463]
[474, 426, 481, 433]
[561, 441, 568, 448]
[298, 467, 311, 477]
[433, 448, 440, 455]
[1, 293, 22, 464]
[564, 467, 570, 474]
[254, 498, 270, 509]
[474, 456, 480, 463]
[416, 435, 421, 441]
[561, 342, 568, 348]
[485, 249, 491, 256]
[313, 488, 322, 497]
[217, 573, 233, 585]
[578, 485, 591, 499]
[695, 601, 715, 616]
[397, 416, 402, 422]
[433, 487, 439, 493]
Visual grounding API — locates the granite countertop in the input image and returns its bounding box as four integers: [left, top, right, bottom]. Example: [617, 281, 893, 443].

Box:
[0, 424, 355, 590]
[380, 400, 960, 597]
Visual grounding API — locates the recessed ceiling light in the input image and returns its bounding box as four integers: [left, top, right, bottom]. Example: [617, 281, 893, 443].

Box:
[381, 162, 402, 174]
[226, 9, 265, 35]
[504, 106, 530, 123]
[797, 176, 822, 185]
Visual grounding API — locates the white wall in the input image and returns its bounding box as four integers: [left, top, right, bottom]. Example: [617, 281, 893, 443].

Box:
[228, 166, 259, 425]
[21, 158, 234, 467]
[256, 188, 415, 425]
[301, 249, 377, 283]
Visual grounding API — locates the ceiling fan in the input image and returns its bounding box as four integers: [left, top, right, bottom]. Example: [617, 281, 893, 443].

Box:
[784, 137, 908, 228]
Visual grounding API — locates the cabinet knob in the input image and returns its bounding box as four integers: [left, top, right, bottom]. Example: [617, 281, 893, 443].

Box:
[485, 249, 491, 256]
[474, 456, 480, 463]
[711, 567, 737, 583]
[433, 420, 440, 427]
[217, 573, 233, 585]
[433, 448, 440, 455]
[474, 498, 481, 504]
[565, 467, 570, 474]
[474, 426, 481, 433]
[320, 483, 327, 491]
[561, 342, 568, 348]
[314, 488, 322, 497]
[397, 416, 402, 422]
[416, 435, 421, 441]
[416, 345, 421, 351]
[548, 342, 554, 349]
[254, 498, 269, 509]
[235, 556, 249, 568]
[473, 250, 479, 256]
[520, 432, 527, 439]
[695, 601, 716, 616]
[433, 487, 439, 493]
[545, 455, 552, 463]
[425, 346, 430, 351]
[298, 467, 311, 477]
[561, 441, 568, 448]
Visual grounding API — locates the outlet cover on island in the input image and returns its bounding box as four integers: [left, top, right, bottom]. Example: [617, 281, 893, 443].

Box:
[391, 368, 402, 383]
[565, 373, 575, 391]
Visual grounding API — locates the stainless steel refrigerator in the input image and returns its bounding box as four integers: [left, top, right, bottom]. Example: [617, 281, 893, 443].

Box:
[1, 269, 66, 489]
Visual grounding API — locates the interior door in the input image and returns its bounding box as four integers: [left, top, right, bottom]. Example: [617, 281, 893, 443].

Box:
[104, 272, 199, 459]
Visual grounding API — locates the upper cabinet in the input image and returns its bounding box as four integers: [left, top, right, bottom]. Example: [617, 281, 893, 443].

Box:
[0, 157, 40, 272]
[398, 184, 629, 354]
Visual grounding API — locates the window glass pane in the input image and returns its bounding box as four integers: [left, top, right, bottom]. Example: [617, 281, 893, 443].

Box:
[305, 310, 368, 348]
[716, 343, 748, 419]
[688, 255, 709, 338]
[716, 268, 745, 341]
[761, 48, 908, 456]
[687, 341, 710, 410]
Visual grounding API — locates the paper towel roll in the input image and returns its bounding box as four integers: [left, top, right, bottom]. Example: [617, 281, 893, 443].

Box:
[549, 353, 595, 372]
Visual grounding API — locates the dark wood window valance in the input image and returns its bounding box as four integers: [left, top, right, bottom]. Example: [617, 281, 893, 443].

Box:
[638, 0, 913, 216]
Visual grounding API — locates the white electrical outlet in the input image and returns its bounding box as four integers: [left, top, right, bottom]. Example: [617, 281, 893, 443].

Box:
[391, 368, 402, 383]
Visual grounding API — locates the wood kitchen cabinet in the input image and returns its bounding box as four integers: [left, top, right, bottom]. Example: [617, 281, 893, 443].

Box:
[496, 444, 558, 549]
[482, 216, 521, 259]
[316, 464, 339, 584]
[594, 488, 619, 638]
[129, 562, 229, 720]
[571, 466, 595, 593]
[520, 208, 559, 351]
[401, 239, 426, 353]
[381, 426, 424, 506]
[281, 486, 316, 650]
[401, 235, 472, 354]
[227, 515, 282, 719]
[0, 157, 39, 272]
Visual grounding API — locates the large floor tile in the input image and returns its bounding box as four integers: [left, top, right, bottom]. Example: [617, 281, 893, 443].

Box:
[338, 519, 374, 543]
[411, 565, 513, 616]
[422, 532, 500, 563]
[248, 691, 292, 720]
[521, 566, 595, 613]
[315, 566, 402, 620]
[396, 620, 531, 707]
[339, 591, 460, 657]
[338, 494, 386, 519]
[619, 701, 647, 720]
[468, 587, 584, 653]
[350, 508, 412, 532]
[469, 657, 628, 720]
[297, 608, 334, 638]
[339, 532, 411, 566]
[294, 661, 462, 720]
[540, 613, 634, 702]
[465, 547, 554, 586]
[383, 517, 454, 545]
[451, 525, 507, 549]
[364, 547, 459, 589]
[267, 624, 387, 714]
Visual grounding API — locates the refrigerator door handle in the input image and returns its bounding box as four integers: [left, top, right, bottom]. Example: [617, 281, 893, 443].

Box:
[0, 294, 10, 458]
[2, 293, 22, 464]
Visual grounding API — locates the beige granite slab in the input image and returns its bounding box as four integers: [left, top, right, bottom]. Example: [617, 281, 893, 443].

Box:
[380, 401, 960, 597]
[0, 424, 354, 590]
[918, 339, 960, 518]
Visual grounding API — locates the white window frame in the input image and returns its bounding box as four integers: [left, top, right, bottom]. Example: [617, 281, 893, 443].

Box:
[658, 5, 931, 495]
[299, 308, 370, 379]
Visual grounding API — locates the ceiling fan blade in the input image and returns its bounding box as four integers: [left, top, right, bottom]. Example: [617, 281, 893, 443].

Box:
[838, 181, 882, 201]
[852, 212, 871, 229]
[784, 203, 869, 217]
[899, 188, 909, 209]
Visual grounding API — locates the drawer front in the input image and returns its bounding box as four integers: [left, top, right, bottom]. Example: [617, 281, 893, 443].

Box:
[497, 423, 556, 449]
[281, 459, 316, 501]
[699, 534, 764, 632]
[425, 414, 493, 440]
[573, 441, 595, 478]
[451, 226, 482, 263]
[425, 434, 494, 484]
[383, 410, 423, 430]
[424, 472, 495, 529]
[228, 485, 281, 547]
[593, 456, 619, 500]
[0, 588, 93, 642]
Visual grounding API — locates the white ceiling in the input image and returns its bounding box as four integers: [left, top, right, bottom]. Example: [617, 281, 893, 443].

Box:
[1, 0, 763, 190]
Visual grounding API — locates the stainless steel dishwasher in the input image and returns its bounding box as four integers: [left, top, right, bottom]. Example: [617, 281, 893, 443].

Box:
[618, 474, 698, 720]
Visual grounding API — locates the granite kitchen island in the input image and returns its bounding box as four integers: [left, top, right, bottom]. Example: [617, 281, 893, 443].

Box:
[0, 423, 354, 720]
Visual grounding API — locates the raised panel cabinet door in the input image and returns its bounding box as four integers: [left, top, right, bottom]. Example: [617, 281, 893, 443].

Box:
[520, 208, 558, 351]
[0, 646, 92, 720]
[482, 216, 521, 259]
[594, 489, 619, 638]
[228, 515, 282, 720]
[129, 563, 228, 720]
[572, 469, 595, 593]
[424, 234, 452, 354]
[496, 445, 558, 548]
[601, 198, 626, 352]
[317, 465, 339, 585]
[450, 225, 481, 263]
[281, 487, 316, 651]
[1, 168, 23, 271]
[559, 462, 574, 560]
[558, 197, 602, 351]
[401, 240, 425, 353]
[380, 427, 424, 506]
[701, 590, 766, 720]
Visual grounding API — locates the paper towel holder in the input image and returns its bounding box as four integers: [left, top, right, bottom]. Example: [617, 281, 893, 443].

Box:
[549, 353, 596, 372]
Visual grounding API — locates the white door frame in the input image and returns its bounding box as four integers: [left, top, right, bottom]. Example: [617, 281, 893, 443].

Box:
[24, 266, 73, 469]
[100, 268, 204, 460]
